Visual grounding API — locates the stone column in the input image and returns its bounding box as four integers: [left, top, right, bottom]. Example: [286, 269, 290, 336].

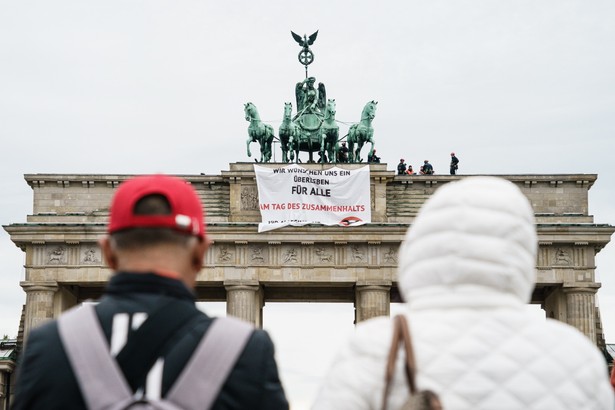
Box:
[21, 281, 58, 343]
[563, 285, 599, 343]
[0, 359, 16, 410]
[225, 284, 262, 328]
[355, 285, 390, 323]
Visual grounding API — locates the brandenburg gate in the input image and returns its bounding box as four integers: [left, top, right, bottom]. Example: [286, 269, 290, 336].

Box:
[4, 163, 614, 346]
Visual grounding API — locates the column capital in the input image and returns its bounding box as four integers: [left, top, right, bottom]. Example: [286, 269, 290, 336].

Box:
[224, 282, 260, 291]
[225, 283, 262, 327]
[356, 282, 392, 290]
[20, 281, 59, 293]
[562, 283, 601, 294]
[355, 284, 390, 323]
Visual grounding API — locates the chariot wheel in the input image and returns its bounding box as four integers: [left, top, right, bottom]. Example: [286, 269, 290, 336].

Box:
[298, 50, 314, 66]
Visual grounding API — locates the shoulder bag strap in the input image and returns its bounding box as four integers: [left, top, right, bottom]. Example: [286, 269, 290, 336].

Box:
[58, 305, 134, 410]
[382, 314, 418, 410]
[397, 314, 419, 392]
[165, 316, 254, 409]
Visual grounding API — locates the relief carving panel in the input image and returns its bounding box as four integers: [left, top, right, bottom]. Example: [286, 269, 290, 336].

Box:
[553, 247, 572, 266]
[217, 246, 234, 263]
[240, 186, 259, 211]
[314, 247, 334, 264]
[383, 247, 398, 264]
[250, 246, 266, 264]
[47, 246, 67, 264]
[282, 247, 299, 264]
[82, 246, 101, 264]
[350, 245, 366, 263]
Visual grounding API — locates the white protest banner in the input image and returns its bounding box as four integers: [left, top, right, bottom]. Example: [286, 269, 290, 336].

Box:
[254, 164, 371, 232]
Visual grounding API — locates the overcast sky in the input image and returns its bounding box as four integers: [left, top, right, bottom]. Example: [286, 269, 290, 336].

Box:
[1, 1, 614, 408]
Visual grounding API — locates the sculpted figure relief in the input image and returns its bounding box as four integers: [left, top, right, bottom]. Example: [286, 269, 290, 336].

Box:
[241, 186, 259, 210]
[218, 247, 233, 263]
[554, 248, 572, 265]
[48, 246, 66, 264]
[83, 248, 99, 264]
[314, 247, 333, 263]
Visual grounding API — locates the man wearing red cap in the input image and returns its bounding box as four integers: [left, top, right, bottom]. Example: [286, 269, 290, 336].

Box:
[13, 174, 289, 409]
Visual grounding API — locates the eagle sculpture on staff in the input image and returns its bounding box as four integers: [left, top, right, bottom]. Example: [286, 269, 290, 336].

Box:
[291, 30, 318, 75]
[291, 30, 318, 49]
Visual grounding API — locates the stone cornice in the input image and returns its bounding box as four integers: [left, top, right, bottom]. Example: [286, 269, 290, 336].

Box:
[5, 221, 613, 253]
[24, 173, 225, 187]
[24, 170, 598, 186]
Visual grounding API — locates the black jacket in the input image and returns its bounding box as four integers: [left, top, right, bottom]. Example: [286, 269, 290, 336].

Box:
[12, 272, 289, 410]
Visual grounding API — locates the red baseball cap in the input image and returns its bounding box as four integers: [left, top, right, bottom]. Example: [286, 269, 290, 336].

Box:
[107, 174, 205, 240]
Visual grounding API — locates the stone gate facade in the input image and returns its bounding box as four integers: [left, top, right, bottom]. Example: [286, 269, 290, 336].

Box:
[4, 163, 614, 346]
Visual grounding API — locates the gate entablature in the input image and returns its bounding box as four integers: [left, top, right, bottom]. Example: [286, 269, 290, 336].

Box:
[4, 166, 613, 343]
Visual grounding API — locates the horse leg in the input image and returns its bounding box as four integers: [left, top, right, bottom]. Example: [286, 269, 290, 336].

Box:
[348, 140, 354, 163]
[258, 142, 264, 163]
[246, 138, 252, 158]
[320, 133, 327, 163]
[327, 136, 335, 165]
[265, 138, 273, 163]
[282, 138, 290, 163]
[288, 136, 295, 162]
[356, 141, 366, 162]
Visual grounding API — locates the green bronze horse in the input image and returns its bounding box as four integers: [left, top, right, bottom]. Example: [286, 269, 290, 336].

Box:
[320, 99, 339, 164]
[348, 100, 377, 163]
[245, 102, 274, 163]
[278, 102, 298, 163]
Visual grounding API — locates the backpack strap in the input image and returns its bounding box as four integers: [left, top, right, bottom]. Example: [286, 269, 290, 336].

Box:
[58, 305, 135, 410]
[165, 316, 254, 409]
[115, 299, 201, 392]
[59, 305, 253, 410]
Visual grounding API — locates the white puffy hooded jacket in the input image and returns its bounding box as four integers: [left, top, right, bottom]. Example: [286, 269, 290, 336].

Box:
[313, 177, 613, 410]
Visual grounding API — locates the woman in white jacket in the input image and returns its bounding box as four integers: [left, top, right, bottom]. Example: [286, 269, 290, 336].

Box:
[313, 176, 613, 410]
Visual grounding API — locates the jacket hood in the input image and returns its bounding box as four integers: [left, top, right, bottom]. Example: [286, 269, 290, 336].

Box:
[398, 176, 537, 308]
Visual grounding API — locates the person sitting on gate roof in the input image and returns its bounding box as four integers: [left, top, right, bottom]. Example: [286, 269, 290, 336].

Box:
[338, 142, 349, 163]
[422, 160, 434, 175]
[368, 149, 381, 163]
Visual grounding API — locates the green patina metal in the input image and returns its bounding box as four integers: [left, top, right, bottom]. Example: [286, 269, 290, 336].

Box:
[320, 99, 339, 164]
[244, 31, 377, 164]
[348, 100, 377, 163]
[245, 102, 274, 163]
[278, 102, 298, 163]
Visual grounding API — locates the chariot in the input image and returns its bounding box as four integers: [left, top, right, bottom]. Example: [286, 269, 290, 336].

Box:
[245, 31, 376, 164]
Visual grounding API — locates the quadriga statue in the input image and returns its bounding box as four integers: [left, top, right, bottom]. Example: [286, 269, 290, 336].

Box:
[244, 102, 274, 163]
[278, 102, 298, 163]
[348, 100, 377, 163]
[320, 99, 339, 164]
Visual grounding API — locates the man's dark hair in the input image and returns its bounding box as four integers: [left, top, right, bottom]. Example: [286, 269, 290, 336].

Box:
[111, 194, 194, 250]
